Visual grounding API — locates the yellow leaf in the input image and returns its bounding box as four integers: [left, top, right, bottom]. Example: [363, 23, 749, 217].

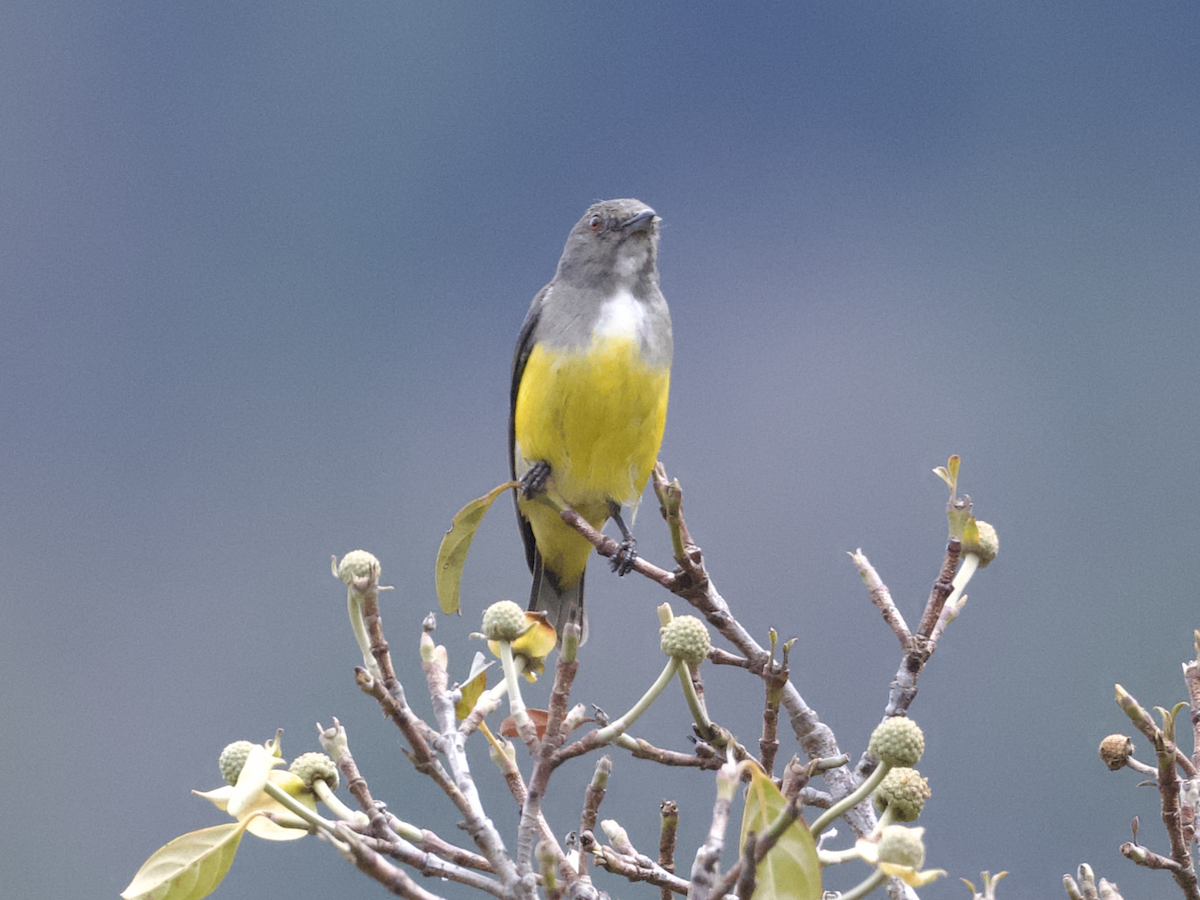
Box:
[962, 516, 979, 547]
[512, 611, 557, 660]
[192, 771, 315, 842]
[487, 611, 556, 680]
[121, 819, 255, 900]
[740, 766, 821, 900]
[228, 744, 283, 818]
[435, 481, 519, 615]
[239, 771, 316, 841]
[455, 652, 493, 719]
[933, 454, 961, 495]
[946, 454, 960, 484]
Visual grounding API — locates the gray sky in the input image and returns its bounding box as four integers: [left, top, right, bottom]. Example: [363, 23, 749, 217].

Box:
[4, 3, 1200, 899]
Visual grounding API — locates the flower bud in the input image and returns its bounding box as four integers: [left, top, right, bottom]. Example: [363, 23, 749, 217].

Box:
[337, 549, 380, 584]
[482, 600, 528, 642]
[873, 767, 931, 822]
[877, 824, 926, 869]
[289, 752, 339, 791]
[660, 615, 711, 667]
[218, 740, 255, 786]
[963, 521, 998, 568]
[868, 717, 925, 768]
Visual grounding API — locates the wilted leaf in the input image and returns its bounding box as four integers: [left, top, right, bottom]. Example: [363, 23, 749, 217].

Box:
[502, 708, 550, 739]
[499, 708, 593, 740]
[740, 766, 820, 900]
[121, 819, 255, 900]
[435, 481, 519, 615]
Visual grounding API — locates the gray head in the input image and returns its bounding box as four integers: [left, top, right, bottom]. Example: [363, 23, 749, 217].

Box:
[554, 199, 660, 295]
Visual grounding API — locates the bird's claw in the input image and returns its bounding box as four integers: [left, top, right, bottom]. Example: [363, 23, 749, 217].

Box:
[521, 461, 551, 499]
[610, 538, 637, 576]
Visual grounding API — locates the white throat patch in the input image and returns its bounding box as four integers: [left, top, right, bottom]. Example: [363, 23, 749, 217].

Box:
[594, 289, 646, 340]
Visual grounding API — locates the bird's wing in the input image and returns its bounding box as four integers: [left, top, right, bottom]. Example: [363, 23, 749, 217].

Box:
[509, 285, 549, 575]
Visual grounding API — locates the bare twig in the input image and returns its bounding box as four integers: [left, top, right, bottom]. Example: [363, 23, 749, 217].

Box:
[617, 734, 727, 769]
[359, 832, 506, 896]
[734, 831, 757, 900]
[586, 830, 691, 896]
[1115, 685, 1198, 778]
[849, 550, 910, 645]
[579, 756, 611, 843]
[329, 823, 449, 900]
[320, 718, 396, 842]
[515, 642, 582, 884]
[318, 721, 502, 895]
[1120, 840, 1182, 871]
[417, 624, 522, 892]
[759, 643, 788, 778]
[572, 755, 610, 882]
[557, 505, 677, 589]
[1185, 631, 1200, 771]
[355, 668, 439, 764]
[708, 648, 751, 668]
[659, 800, 679, 900]
[844, 539, 962, 790]
[876, 538, 960, 722]
[1114, 684, 1200, 900]
[647, 464, 877, 839]
[688, 762, 741, 900]
[915, 538, 960, 642]
[408, 827, 493, 873]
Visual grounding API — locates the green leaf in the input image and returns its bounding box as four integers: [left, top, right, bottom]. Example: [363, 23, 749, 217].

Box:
[740, 766, 821, 900]
[121, 819, 255, 900]
[435, 481, 519, 615]
[1157, 701, 1189, 743]
[946, 495, 974, 541]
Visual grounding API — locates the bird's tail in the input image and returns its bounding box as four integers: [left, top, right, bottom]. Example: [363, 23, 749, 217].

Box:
[528, 552, 588, 646]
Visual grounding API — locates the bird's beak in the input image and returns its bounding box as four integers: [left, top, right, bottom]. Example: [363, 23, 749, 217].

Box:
[624, 209, 657, 233]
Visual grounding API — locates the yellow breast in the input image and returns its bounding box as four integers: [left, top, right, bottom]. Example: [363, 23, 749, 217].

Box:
[514, 334, 670, 508]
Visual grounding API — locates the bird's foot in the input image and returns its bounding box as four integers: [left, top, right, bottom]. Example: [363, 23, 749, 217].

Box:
[606, 499, 638, 576]
[521, 461, 551, 499]
[610, 538, 638, 576]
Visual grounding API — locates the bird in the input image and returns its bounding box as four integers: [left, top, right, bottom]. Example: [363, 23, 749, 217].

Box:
[509, 199, 673, 645]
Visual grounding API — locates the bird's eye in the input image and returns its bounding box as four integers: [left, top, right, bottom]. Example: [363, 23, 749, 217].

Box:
[589, 215, 602, 231]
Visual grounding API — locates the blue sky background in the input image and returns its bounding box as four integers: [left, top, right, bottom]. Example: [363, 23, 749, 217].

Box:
[4, 3, 1200, 898]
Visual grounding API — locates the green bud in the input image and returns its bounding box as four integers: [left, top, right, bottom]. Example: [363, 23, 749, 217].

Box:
[660, 615, 711, 667]
[877, 824, 926, 869]
[873, 767, 931, 822]
[482, 600, 528, 642]
[600, 819, 633, 855]
[337, 549, 380, 585]
[289, 751, 339, 791]
[868, 717, 925, 768]
[963, 521, 998, 567]
[218, 740, 255, 786]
